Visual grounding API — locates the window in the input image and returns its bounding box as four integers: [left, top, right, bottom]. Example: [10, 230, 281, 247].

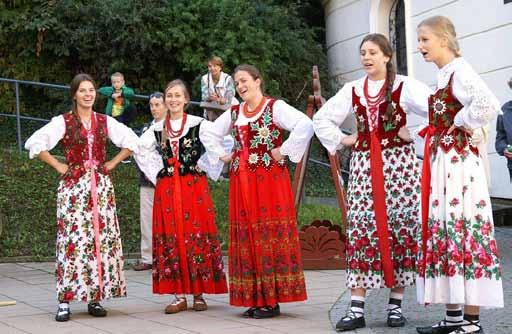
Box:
[389, 0, 408, 75]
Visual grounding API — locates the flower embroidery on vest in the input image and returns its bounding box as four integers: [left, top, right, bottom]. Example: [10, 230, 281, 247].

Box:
[432, 98, 447, 115]
[352, 81, 409, 151]
[230, 99, 283, 172]
[427, 73, 478, 156]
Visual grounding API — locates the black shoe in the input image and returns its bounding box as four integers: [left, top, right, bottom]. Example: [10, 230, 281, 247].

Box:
[55, 304, 71, 322]
[335, 310, 366, 331]
[417, 320, 462, 334]
[242, 307, 257, 318]
[252, 304, 280, 319]
[452, 320, 484, 334]
[387, 306, 406, 327]
[88, 302, 107, 317]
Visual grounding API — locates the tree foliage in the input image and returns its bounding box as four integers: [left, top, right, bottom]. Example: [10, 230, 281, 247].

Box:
[0, 0, 327, 116]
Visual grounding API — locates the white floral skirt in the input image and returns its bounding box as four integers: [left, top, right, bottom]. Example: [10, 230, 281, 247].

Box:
[55, 171, 126, 302]
[346, 144, 421, 289]
[416, 148, 504, 307]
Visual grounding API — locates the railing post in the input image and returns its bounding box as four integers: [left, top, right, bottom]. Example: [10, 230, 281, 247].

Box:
[15, 82, 22, 153]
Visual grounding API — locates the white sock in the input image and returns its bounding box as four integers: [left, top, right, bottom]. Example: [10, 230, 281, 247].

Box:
[345, 295, 365, 319]
[433, 307, 463, 327]
[387, 291, 403, 319]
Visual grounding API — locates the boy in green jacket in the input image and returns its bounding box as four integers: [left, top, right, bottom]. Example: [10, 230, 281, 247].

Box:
[98, 72, 136, 125]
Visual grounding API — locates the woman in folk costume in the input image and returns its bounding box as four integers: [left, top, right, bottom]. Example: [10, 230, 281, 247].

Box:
[415, 16, 503, 334]
[24, 73, 138, 322]
[313, 34, 432, 331]
[135, 80, 228, 314]
[200, 64, 313, 318]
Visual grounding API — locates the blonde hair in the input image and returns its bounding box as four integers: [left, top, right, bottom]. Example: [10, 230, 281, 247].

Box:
[164, 79, 190, 102]
[162, 79, 190, 148]
[111, 72, 124, 80]
[418, 16, 461, 57]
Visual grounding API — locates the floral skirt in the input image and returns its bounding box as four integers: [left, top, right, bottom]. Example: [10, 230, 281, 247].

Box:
[416, 148, 504, 307]
[346, 144, 421, 289]
[56, 172, 126, 302]
[152, 173, 228, 295]
[228, 165, 307, 307]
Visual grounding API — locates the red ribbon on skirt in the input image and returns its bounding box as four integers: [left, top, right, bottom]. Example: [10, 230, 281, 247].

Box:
[417, 125, 436, 272]
[369, 131, 395, 288]
[167, 157, 191, 291]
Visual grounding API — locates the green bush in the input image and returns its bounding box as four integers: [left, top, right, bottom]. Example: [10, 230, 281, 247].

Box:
[0, 148, 341, 259]
[0, 0, 329, 118]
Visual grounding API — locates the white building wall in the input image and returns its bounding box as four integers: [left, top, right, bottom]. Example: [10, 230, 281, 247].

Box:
[322, 0, 512, 198]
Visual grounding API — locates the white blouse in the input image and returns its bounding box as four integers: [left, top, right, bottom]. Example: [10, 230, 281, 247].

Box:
[134, 114, 225, 185]
[436, 57, 500, 129]
[199, 99, 314, 164]
[24, 112, 139, 159]
[313, 75, 432, 154]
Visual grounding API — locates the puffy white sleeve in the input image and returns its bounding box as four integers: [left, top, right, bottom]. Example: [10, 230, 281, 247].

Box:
[199, 110, 233, 164]
[312, 84, 352, 155]
[24, 115, 65, 159]
[452, 67, 500, 129]
[106, 116, 139, 153]
[133, 126, 163, 186]
[272, 100, 314, 163]
[400, 76, 432, 118]
[197, 122, 234, 181]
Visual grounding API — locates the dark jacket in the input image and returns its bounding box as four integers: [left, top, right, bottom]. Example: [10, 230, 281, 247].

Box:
[495, 100, 512, 174]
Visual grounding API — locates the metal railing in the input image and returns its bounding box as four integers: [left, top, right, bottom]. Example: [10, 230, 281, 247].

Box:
[0, 77, 200, 152]
[0, 77, 351, 180]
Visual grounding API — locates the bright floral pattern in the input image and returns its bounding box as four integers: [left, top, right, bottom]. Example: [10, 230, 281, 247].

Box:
[152, 132, 227, 295]
[56, 172, 126, 302]
[417, 73, 503, 307]
[55, 113, 126, 302]
[228, 102, 307, 307]
[230, 99, 285, 172]
[345, 84, 421, 289]
[346, 145, 421, 289]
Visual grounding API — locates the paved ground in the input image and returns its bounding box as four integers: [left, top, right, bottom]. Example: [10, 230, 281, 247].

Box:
[329, 227, 512, 333]
[0, 260, 344, 334]
[1, 228, 510, 334]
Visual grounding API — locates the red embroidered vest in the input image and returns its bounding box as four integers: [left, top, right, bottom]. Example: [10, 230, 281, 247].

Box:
[352, 81, 409, 151]
[61, 112, 108, 183]
[230, 99, 285, 172]
[427, 73, 478, 156]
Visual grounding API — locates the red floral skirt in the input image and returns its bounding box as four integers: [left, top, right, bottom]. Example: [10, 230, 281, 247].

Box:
[228, 165, 307, 307]
[152, 173, 228, 295]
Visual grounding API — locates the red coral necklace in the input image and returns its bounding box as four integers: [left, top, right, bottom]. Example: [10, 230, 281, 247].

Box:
[165, 112, 187, 138]
[363, 77, 387, 128]
[243, 97, 267, 118]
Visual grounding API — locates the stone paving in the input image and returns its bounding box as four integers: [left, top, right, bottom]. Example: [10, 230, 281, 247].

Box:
[329, 227, 512, 333]
[0, 260, 344, 334]
[1, 228, 510, 334]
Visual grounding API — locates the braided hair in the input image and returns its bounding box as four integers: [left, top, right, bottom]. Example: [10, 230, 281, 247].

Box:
[360, 33, 396, 121]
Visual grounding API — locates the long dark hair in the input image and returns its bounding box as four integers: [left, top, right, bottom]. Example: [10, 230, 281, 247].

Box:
[360, 33, 396, 121]
[70, 73, 96, 114]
